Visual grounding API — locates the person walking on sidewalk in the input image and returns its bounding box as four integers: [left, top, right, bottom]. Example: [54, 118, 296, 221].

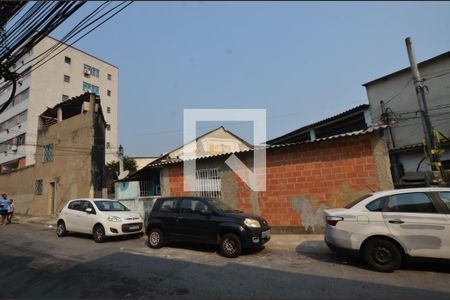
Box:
[7, 199, 14, 224]
[0, 194, 10, 225]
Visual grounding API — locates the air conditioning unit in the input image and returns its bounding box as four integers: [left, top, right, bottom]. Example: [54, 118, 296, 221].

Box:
[83, 68, 91, 76]
[10, 145, 17, 152]
[82, 101, 90, 112]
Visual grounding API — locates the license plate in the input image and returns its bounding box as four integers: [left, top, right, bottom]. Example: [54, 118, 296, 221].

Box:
[129, 226, 140, 230]
[261, 229, 271, 239]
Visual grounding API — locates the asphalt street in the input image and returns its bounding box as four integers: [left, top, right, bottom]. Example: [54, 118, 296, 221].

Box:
[1, 223, 450, 299]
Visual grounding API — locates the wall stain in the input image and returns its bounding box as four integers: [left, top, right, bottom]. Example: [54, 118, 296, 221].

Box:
[291, 195, 327, 232]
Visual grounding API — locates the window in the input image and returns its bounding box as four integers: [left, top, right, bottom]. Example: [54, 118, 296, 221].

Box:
[385, 193, 436, 213]
[80, 200, 96, 214]
[158, 199, 179, 213]
[366, 197, 386, 212]
[65, 56, 71, 64]
[94, 201, 129, 211]
[438, 192, 450, 210]
[68, 200, 81, 211]
[35, 179, 43, 195]
[107, 107, 111, 113]
[62, 95, 69, 102]
[64, 75, 70, 83]
[42, 144, 54, 163]
[195, 168, 221, 199]
[106, 142, 111, 149]
[107, 90, 111, 96]
[107, 73, 112, 80]
[0, 110, 27, 133]
[106, 124, 111, 131]
[82, 82, 99, 95]
[83, 64, 100, 78]
[180, 199, 209, 214]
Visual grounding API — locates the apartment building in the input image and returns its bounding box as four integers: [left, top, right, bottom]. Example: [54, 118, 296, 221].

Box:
[0, 36, 118, 172]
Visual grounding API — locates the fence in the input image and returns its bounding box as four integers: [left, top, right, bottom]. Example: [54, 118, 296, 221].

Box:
[119, 196, 160, 225]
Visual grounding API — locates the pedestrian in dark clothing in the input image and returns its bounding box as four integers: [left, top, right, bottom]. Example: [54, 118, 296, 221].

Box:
[0, 194, 10, 225]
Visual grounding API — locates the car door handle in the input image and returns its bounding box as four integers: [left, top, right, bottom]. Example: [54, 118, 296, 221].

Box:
[388, 219, 404, 224]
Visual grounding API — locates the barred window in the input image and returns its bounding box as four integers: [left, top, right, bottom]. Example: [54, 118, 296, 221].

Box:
[42, 144, 54, 163]
[195, 168, 221, 199]
[35, 179, 43, 195]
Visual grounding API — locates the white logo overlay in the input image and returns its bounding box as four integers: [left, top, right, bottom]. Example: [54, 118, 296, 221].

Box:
[183, 109, 267, 192]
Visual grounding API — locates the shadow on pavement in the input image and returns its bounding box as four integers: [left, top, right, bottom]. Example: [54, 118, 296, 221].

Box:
[2, 248, 450, 299]
[143, 240, 265, 257]
[66, 232, 144, 243]
[297, 239, 450, 274]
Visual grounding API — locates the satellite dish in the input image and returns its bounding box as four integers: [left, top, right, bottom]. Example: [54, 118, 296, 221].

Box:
[118, 170, 129, 180]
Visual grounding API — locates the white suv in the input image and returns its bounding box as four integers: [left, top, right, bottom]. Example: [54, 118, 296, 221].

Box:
[325, 187, 450, 272]
[56, 199, 144, 243]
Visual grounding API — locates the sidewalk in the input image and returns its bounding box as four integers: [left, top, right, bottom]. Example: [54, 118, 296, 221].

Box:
[13, 215, 57, 227]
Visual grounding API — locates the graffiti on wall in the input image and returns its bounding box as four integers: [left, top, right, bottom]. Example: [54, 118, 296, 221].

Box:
[291, 195, 327, 232]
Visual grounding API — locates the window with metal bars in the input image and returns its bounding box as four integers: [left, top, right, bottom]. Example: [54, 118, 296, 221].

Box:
[35, 179, 43, 195]
[42, 144, 54, 163]
[195, 168, 221, 199]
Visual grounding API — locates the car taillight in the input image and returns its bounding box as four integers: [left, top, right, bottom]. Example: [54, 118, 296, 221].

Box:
[326, 216, 344, 226]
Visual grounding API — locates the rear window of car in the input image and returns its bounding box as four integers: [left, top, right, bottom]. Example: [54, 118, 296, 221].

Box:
[438, 192, 450, 210]
[365, 197, 386, 211]
[344, 194, 372, 209]
[68, 200, 81, 210]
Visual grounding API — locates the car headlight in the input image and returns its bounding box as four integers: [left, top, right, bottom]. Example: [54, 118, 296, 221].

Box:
[107, 216, 122, 222]
[244, 218, 261, 228]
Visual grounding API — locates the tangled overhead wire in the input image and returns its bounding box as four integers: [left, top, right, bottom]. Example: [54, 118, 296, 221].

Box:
[0, 63, 16, 114]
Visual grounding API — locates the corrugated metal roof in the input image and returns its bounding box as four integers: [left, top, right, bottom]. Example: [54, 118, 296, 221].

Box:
[266, 104, 369, 145]
[146, 125, 387, 168]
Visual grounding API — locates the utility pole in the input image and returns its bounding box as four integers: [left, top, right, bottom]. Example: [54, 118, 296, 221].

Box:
[405, 37, 448, 184]
[118, 144, 124, 175]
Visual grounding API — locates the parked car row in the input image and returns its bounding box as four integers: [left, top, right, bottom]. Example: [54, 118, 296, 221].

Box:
[57, 187, 450, 271]
[56, 196, 271, 258]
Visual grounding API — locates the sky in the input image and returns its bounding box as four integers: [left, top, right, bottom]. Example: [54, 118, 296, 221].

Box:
[51, 1, 450, 158]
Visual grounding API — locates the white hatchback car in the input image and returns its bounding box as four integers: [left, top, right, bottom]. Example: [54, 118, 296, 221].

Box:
[56, 198, 144, 243]
[325, 187, 450, 272]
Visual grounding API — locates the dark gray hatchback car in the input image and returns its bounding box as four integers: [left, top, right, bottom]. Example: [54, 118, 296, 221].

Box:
[145, 196, 271, 257]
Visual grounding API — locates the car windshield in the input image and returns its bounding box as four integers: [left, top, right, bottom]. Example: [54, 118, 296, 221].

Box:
[94, 201, 129, 211]
[207, 198, 238, 213]
[344, 194, 373, 209]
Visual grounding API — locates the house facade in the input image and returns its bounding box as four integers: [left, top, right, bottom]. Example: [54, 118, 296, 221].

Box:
[124, 106, 393, 231]
[363, 51, 450, 185]
[0, 93, 106, 216]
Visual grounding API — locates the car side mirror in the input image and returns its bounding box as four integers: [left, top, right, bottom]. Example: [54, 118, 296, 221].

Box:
[85, 207, 93, 214]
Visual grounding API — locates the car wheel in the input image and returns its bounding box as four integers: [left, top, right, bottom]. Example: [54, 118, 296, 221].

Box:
[362, 238, 402, 272]
[93, 225, 107, 243]
[56, 221, 67, 237]
[147, 228, 164, 249]
[219, 233, 242, 258]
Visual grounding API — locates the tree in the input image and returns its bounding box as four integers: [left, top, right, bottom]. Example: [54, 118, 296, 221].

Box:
[106, 156, 138, 180]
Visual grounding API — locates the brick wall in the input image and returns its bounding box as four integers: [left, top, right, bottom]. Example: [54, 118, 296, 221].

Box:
[164, 132, 393, 231]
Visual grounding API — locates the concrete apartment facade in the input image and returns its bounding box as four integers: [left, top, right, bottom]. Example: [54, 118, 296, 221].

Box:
[0, 36, 118, 173]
